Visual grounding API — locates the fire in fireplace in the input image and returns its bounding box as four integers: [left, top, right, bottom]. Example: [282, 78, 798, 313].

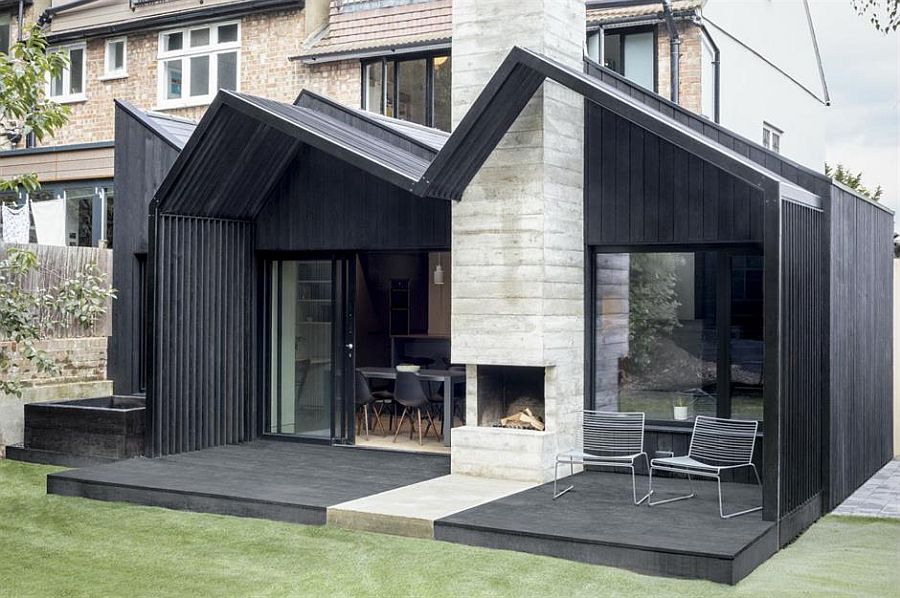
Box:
[476, 365, 546, 430]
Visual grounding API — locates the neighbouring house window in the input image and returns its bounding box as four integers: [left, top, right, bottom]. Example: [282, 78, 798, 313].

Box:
[763, 122, 782, 154]
[361, 52, 452, 131]
[586, 31, 601, 62]
[591, 251, 763, 423]
[700, 32, 716, 120]
[48, 43, 87, 103]
[103, 37, 127, 79]
[0, 14, 10, 53]
[26, 183, 114, 247]
[601, 28, 655, 92]
[157, 21, 239, 108]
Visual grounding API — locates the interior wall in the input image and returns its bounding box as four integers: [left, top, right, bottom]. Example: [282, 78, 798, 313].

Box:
[355, 253, 429, 367]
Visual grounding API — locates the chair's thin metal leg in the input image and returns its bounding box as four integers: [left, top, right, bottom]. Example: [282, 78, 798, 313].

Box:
[632, 456, 651, 505]
[553, 459, 575, 500]
[648, 469, 697, 507]
[718, 466, 764, 519]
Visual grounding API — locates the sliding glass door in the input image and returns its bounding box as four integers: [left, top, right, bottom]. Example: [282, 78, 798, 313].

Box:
[267, 258, 353, 441]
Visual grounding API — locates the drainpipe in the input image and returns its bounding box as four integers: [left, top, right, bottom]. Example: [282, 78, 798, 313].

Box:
[662, 0, 681, 105]
[37, 0, 106, 27]
[17, 0, 24, 40]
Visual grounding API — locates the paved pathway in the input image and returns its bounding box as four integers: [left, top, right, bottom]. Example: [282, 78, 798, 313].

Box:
[832, 459, 900, 518]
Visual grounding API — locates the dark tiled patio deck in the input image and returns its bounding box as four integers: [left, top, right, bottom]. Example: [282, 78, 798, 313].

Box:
[436, 470, 775, 584]
[48, 441, 775, 584]
[48, 440, 450, 525]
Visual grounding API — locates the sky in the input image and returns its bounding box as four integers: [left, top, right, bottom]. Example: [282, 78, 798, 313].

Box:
[808, 0, 900, 213]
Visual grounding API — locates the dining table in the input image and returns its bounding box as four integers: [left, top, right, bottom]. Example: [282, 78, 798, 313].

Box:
[356, 367, 466, 446]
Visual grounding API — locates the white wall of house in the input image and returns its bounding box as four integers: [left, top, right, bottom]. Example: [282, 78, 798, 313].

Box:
[702, 0, 828, 171]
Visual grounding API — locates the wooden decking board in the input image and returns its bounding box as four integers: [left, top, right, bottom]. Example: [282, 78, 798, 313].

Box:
[434, 470, 776, 583]
[47, 441, 778, 582]
[48, 440, 450, 515]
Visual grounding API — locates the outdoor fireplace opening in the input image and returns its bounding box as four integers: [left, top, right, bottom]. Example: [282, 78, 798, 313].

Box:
[477, 366, 546, 430]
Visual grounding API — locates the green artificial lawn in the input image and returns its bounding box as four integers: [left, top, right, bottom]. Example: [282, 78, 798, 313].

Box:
[1, 459, 898, 597]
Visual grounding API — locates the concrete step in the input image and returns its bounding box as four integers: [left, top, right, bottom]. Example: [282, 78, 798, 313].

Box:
[326, 474, 537, 539]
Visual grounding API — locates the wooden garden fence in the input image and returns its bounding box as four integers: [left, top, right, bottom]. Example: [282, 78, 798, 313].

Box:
[0, 243, 113, 338]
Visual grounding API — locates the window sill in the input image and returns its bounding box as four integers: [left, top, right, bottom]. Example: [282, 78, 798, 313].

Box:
[154, 97, 215, 111]
[51, 95, 87, 105]
[99, 73, 128, 82]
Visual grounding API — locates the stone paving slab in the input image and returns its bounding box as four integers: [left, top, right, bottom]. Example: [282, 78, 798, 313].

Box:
[832, 459, 900, 518]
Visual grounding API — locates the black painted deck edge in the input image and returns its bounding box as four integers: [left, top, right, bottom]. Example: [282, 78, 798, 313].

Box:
[433, 520, 778, 585]
[5, 444, 118, 468]
[46, 474, 327, 526]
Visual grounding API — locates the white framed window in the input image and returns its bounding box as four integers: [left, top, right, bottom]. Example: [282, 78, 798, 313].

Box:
[48, 43, 87, 103]
[157, 21, 240, 109]
[101, 37, 127, 79]
[762, 122, 782, 154]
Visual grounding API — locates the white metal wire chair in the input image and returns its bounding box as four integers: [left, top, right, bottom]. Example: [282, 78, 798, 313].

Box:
[553, 411, 651, 505]
[648, 415, 762, 519]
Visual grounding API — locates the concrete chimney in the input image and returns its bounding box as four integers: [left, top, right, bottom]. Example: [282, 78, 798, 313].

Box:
[449, 0, 586, 482]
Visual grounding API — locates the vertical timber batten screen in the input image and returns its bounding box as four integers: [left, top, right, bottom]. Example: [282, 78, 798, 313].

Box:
[779, 201, 826, 524]
[150, 214, 256, 456]
[828, 186, 894, 509]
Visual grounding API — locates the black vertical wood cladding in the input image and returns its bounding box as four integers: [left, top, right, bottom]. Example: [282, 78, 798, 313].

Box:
[586, 104, 765, 246]
[110, 107, 181, 396]
[827, 186, 894, 509]
[255, 146, 450, 251]
[151, 214, 255, 456]
[779, 202, 826, 518]
[583, 61, 831, 200]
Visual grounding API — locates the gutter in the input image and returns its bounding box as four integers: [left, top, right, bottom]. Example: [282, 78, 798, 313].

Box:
[42, 0, 303, 44]
[293, 40, 451, 64]
[36, 0, 105, 27]
[662, 0, 681, 105]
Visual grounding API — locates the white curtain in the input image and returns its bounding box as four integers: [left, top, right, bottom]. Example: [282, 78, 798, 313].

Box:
[1, 201, 30, 243]
[31, 198, 67, 246]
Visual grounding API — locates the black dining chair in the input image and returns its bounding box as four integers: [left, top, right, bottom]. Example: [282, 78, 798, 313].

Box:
[393, 371, 440, 445]
[355, 371, 387, 440]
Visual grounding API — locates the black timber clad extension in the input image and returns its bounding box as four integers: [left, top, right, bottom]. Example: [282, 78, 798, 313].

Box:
[828, 185, 894, 509]
[110, 102, 192, 396]
[584, 59, 832, 199]
[149, 215, 256, 456]
[778, 201, 827, 539]
[256, 145, 450, 252]
[586, 104, 766, 246]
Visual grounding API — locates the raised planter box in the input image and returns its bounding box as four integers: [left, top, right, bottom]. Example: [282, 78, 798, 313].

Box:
[19, 396, 145, 462]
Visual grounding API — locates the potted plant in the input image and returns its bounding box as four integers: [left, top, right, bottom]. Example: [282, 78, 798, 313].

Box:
[673, 395, 691, 421]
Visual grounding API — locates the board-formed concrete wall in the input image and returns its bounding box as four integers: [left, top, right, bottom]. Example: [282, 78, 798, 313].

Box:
[449, 0, 586, 482]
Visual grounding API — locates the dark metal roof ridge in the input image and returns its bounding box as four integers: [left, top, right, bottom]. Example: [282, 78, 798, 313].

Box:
[114, 99, 193, 151]
[152, 90, 425, 214]
[46, 0, 304, 44]
[417, 46, 818, 201]
[292, 89, 443, 154]
[583, 56, 829, 188]
[0, 140, 112, 156]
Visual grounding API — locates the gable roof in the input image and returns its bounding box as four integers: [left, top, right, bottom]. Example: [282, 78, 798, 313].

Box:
[154, 46, 824, 220]
[114, 100, 198, 151]
[586, 0, 701, 27]
[299, 0, 451, 63]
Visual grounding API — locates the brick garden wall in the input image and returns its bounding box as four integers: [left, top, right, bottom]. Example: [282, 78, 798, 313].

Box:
[0, 337, 112, 453]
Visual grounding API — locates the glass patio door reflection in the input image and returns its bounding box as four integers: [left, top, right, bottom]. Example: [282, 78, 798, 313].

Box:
[268, 259, 349, 440]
